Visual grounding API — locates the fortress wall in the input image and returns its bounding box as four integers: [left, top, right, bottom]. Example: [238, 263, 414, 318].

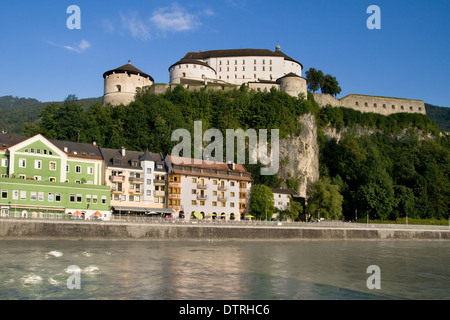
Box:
[313, 94, 427, 116]
[313, 93, 341, 107]
[340, 95, 426, 116]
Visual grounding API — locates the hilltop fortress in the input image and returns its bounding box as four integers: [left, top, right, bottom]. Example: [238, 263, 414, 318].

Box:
[102, 45, 426, 116]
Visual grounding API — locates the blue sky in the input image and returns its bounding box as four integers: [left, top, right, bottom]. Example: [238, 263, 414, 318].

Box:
[0, 0, 449, 107]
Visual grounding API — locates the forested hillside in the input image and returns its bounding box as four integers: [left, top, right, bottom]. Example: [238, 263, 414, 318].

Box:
[0, 95, 102, 134]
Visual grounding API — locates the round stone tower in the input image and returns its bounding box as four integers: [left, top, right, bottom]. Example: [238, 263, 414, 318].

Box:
[277, 73, 308, 98]
[103, 61, 154, 106]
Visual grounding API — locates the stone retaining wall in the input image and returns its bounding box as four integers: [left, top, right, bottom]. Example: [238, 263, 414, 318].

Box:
[1, 220, 449, 241]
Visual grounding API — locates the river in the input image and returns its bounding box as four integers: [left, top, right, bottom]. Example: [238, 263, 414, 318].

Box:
[0, 240, 448, 300]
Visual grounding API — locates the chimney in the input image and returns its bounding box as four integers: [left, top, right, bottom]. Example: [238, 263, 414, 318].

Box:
[64, 147, 68, 153]
[227, 161, 235, 170]
[121, 147, 126, 157]
[128, 60, 131, 64]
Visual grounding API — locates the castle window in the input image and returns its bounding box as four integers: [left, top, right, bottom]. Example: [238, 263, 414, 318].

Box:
[254, 66, 257, 71]
[364, 102, 368, 107]
[401, 105, 405, 110]
[269, 60, 272, 65]
[116, 85, 121, 92]
[374, 103, 377, 108]
[235, 60, 237, 65]
[419, 107, 422, 111]
[383, 104, 386, 108]
[355, 102, 359, 106]
[242, 67, 245, 71]
[242, 60, 245, 64]
[182, 72, 186, 77]
[262, 66, 265, 71]
[219, 67, 222, 72]
[410, 106, 413, 111]
[235, 67, 237, 71]
[392, 105, 395, 109]
[270, 66, 272, 71]
[227, 60, 229, 65]
[235, 74, 237, 79]
[254, 59, 257, 64]
[262, 60, 265, 65]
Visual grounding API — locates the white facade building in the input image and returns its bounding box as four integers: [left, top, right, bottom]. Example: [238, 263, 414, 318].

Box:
[169, 45, 304, 87]
[272, 188, 298, 212]
[165, 156, 252, 221]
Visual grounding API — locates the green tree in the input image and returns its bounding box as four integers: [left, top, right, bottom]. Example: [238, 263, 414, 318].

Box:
[279, 199, 303, 221]
[306, 177, 343, 220]
[321, 74, 342, 97]
[249, 184, 276, 220]
[305, 68, 324, 93]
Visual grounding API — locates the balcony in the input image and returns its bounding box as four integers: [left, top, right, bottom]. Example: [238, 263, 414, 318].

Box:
[197, 194, 208, 201]
[153, 178, 166, 185]
[129, 177, 144, 183]
[110, 175, 125, 182]
[217, 185, 228, 191]
[197, 183, 207, 189]
[111, 187, 125, 194]
[129, 189, 143, 195]
[169, 193, 181, 199]
[154, 190, 165, 197]
[217, 196, 228, 202]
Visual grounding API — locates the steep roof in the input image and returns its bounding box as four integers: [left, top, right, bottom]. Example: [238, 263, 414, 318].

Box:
[168, 58, 216, 72]
[100, 147, 166, 170]
[103, 61, 154, 81]
[180, 48, 303, 68]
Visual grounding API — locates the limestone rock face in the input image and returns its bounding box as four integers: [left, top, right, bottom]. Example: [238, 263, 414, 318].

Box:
[277, 113, 320, 198]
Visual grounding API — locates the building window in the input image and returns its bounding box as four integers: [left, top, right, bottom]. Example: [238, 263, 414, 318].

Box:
[1, 159, 8, 167]
[48, 193, 54, 202]
[56, 193, 61, 202]
[147, 179, 151, 185]
[135, 196, 140, 202]
[50, 162, 57, 171]
[191, 200, 197, 205]
[146, 190, 151, 196]
[1, 190, 7, 199]
[34, 160, 42, 169]
[34, 176, 41, 181]
[38, 192, 44, 201]
[116, 85, 121, 92]
[19, 159, 26, 168]
[70, 194, 75, 202]
[30, 192, 37, 201]
[102, 196, 106, 204]
[75, 165, 81, 173]
[66, 165, 70, 172]
[87, 167, 93, 174]
[230, 202, 235, 207]
[20, 190, 26, 200]
[49, 177, 56, 182]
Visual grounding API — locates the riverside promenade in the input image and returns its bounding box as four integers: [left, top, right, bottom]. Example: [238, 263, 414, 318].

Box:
[0, 217, 449, 241]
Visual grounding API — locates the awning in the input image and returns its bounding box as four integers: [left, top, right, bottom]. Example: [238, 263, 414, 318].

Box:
[112, 206, 175, 214]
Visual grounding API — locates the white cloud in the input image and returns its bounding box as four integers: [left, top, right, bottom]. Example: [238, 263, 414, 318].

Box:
[150, 3, 200, 33]
[47, 39, 91, 53]
[120, 11, 151, 41]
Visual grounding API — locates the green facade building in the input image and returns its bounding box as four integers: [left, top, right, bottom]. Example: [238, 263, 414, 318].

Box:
[0, 134, 111, 220]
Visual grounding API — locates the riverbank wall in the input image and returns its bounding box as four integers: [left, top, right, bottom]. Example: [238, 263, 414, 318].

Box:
[1, 219, 449, 241]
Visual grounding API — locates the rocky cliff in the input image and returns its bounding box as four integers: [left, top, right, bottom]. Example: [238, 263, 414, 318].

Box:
[277, 113, 320, 198]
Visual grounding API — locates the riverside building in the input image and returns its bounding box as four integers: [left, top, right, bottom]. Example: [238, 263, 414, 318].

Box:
[0, 134, 111, 220]
[100, 147, 174, 216]
[164, 155, 252, 221]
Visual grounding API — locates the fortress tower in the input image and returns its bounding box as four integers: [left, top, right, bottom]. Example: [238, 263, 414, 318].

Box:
[103, 61, 154, 106]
